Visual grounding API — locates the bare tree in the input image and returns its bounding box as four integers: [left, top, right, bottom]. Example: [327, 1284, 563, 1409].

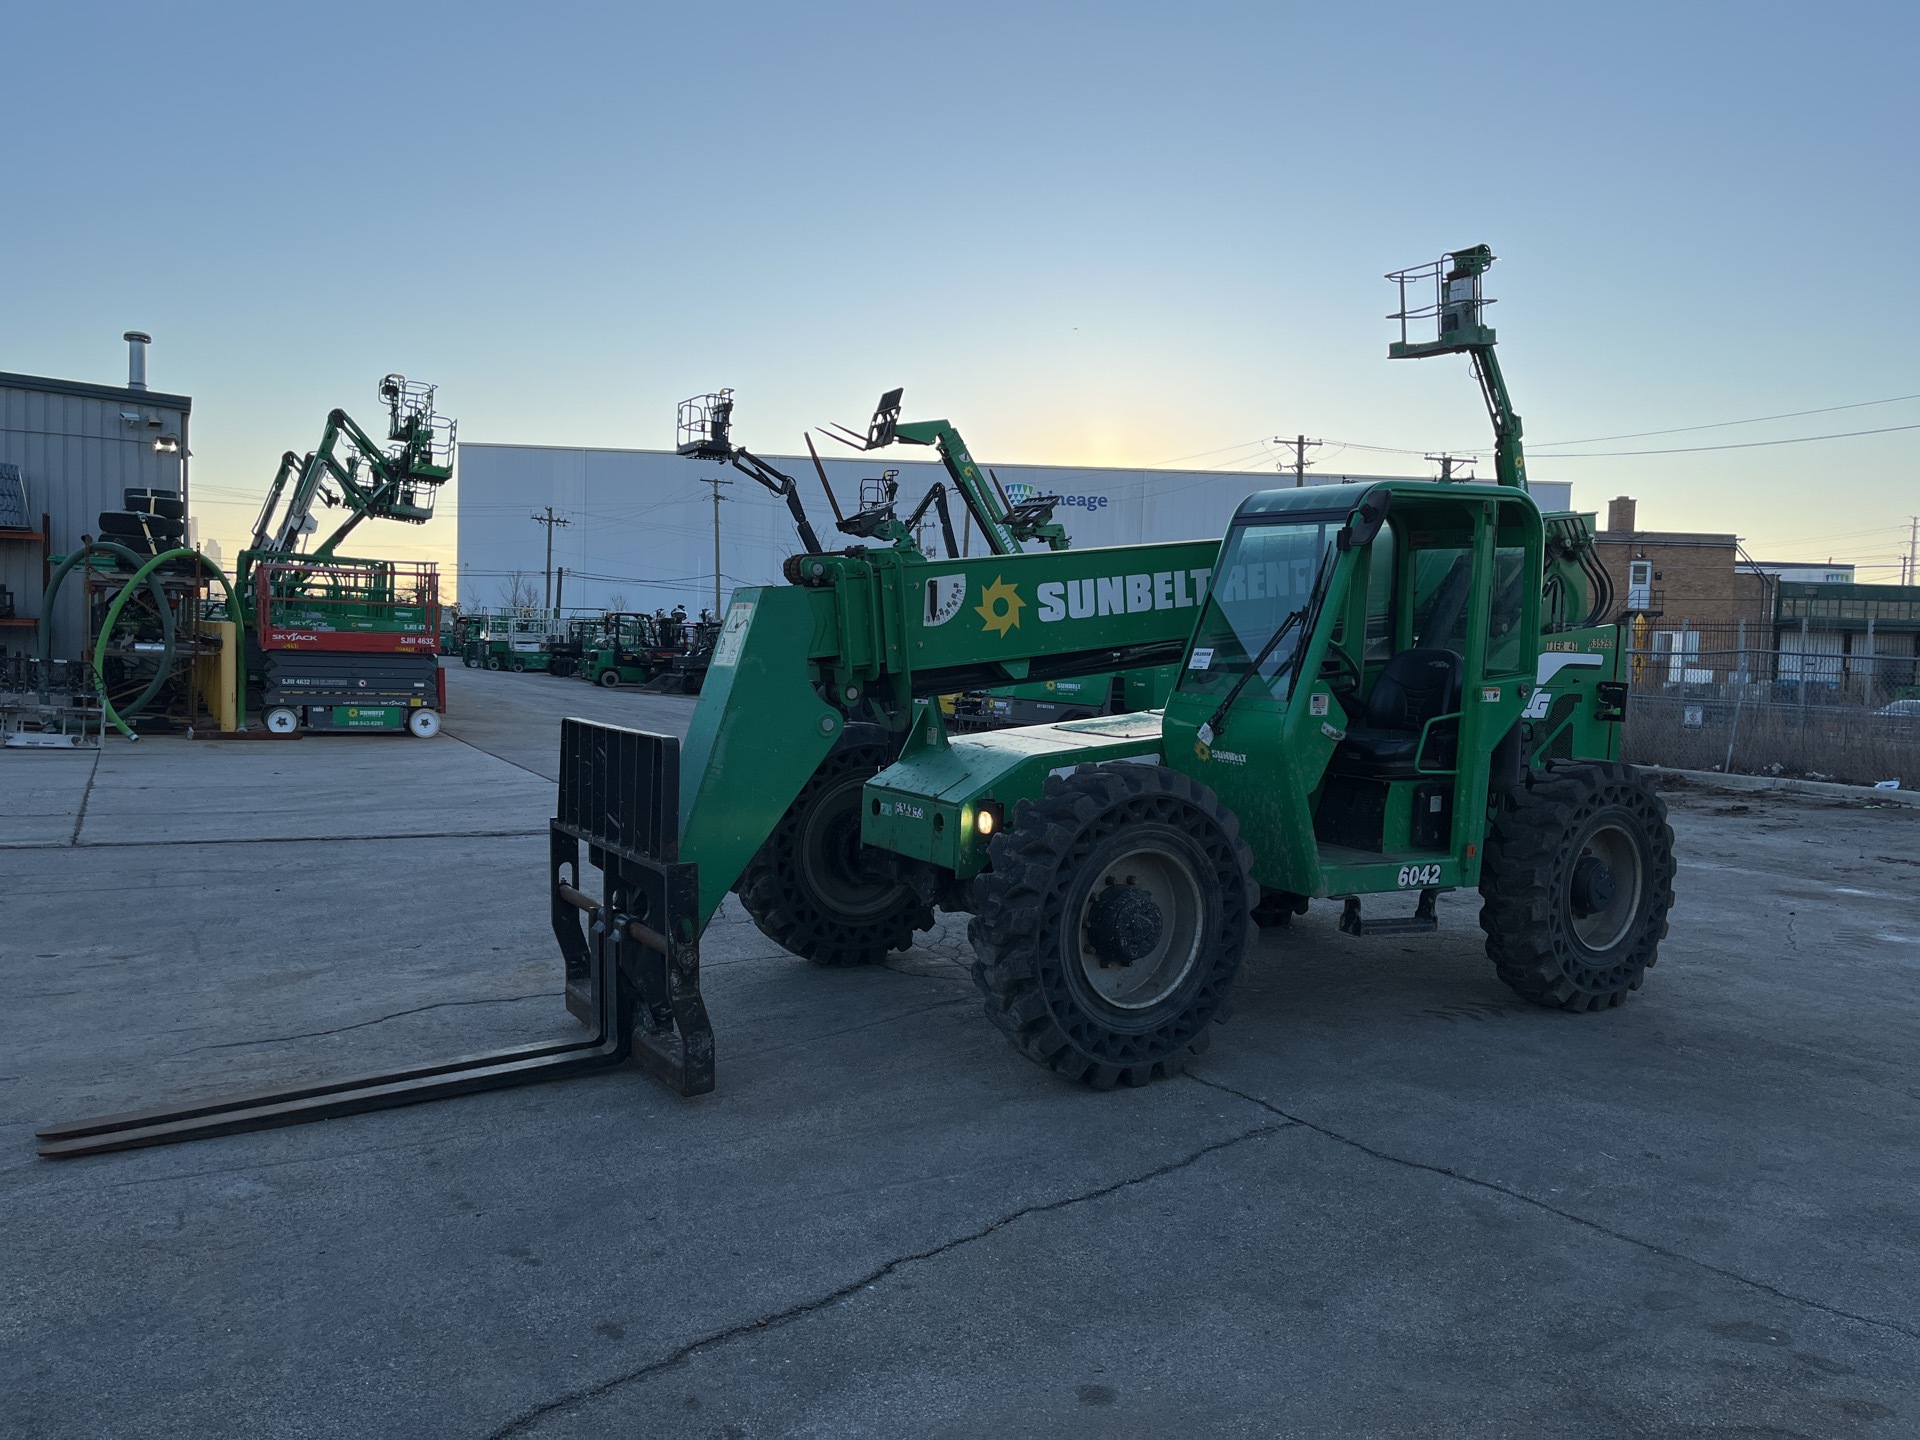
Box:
[607, 590, 629, 612]
[500, 571, 541, 613]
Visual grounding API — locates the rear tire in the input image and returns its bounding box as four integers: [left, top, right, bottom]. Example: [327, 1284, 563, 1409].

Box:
[969, 764, 1254, 1088]
[486, 656, 502, 671]
[737, 743, 932, 967]
[408, 708, 440, 738]
[264, 706, 299, 735]
[1479, 760, 1675, 1011]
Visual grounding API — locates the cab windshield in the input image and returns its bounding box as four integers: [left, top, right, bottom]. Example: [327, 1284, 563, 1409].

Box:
[1178, 517, 1337, 702]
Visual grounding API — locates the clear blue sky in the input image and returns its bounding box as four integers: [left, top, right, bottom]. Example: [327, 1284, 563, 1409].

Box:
[7, 2, 1916, 578]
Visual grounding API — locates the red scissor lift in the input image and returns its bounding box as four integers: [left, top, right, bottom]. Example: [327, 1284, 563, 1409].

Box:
[253, 557, 445, 736]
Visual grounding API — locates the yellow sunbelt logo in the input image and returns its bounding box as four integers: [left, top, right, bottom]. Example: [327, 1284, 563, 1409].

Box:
[975, 576, 1025, 636]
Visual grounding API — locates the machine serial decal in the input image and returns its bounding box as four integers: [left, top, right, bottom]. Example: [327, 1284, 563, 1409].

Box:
[880, 800, 925, 820]
[924, 574, 967, 627]
[1397, 863, 1443, 888]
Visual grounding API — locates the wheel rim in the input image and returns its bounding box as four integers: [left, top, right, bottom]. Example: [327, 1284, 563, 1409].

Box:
[795, 771, 908, 920]
[1070, 844, 1205, 1010]
[266, 708, 296, 734]
[1567, 820, 1644, 953]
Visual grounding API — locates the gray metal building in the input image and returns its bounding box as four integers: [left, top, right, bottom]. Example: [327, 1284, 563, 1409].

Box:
[455, 441, 1574, 615]
[0, 335, 192, 661]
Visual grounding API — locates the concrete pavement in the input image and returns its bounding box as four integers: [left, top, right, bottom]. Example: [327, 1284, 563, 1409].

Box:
[2, 663, 1916, 1437]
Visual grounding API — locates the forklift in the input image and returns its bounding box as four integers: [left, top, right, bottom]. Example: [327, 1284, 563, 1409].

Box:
[38, 247, 1673, 1154]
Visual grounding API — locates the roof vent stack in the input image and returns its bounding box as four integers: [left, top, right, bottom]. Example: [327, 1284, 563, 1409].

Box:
[123, 331, 151, 391]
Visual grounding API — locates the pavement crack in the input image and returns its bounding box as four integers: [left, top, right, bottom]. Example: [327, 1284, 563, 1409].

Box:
[1185, 1072, 1920, 1345]
[448, 732, 555, 782]
[68, 745, 103, 846]
[180, 993, 559, 1052]
[481, 1122, 1282, 1439]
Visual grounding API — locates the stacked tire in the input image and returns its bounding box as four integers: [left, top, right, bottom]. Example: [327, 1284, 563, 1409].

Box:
[97, 488, 186, 558]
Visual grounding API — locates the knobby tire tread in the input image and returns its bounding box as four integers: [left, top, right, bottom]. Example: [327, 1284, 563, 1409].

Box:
[1478, 759, 1676, 1011]
[968, 764, 1254, 1089]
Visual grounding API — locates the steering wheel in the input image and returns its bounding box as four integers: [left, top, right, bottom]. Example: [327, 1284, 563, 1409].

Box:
[1319, 645, 1363, 707]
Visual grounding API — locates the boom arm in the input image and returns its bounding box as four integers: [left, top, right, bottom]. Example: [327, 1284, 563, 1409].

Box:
[726, 449, 826, 555]
[823, 389, 1071, 555]
[678, 537, 1220, 924]
[240, 376, 456, 605]
[1386, 244, 1528, 489]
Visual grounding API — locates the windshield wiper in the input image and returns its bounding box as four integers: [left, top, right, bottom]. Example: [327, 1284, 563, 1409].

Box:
[1197, 547, 1336, 745]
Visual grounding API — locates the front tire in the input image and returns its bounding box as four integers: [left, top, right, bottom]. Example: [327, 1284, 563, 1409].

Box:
[408, 708, 440, 738]
[1479, 760, 1676, 1011]
[969, 765, 1254, 1088]
[597, 669, 619, 688]
[264, 706, 299, 735]
[737, 743, 932, 967]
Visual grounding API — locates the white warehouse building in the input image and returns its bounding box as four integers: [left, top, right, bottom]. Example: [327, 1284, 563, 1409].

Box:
[453, 442, 1572, 615]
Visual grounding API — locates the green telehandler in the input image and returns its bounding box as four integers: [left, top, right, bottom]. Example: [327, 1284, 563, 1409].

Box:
[38, 246, 1672, 1156]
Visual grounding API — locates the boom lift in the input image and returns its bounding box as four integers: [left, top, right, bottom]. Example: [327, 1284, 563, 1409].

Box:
[237, 376, 456, 736]
[241, 375, 455, 584]
[39, 247, 1672, 1157]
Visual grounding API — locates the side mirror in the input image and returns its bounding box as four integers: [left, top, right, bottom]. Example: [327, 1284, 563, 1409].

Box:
[1337, 487, 1393, 551]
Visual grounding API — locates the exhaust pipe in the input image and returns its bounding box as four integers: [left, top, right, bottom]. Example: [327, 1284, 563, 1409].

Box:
[123, 331, 151, 391]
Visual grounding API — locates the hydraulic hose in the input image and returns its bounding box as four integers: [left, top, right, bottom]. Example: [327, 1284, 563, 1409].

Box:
[36, 540, 172, 705]
[89, 548, 247, 740]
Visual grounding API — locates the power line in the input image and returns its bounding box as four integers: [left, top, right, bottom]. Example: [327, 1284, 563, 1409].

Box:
[1522, 421, 1920, 458]
[1528, 391, 1920, 449]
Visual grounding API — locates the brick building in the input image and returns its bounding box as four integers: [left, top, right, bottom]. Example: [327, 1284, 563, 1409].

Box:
[1590, 496, 1773, 632]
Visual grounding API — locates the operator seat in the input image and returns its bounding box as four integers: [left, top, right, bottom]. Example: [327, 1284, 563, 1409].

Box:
[1332, 648, 1462, 776]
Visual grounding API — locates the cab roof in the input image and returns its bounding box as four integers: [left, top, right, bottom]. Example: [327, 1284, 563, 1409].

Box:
[1232, 479, 1541, 525]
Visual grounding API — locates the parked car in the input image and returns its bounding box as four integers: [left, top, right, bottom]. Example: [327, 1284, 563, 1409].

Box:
[1873, 699, 1920, 718]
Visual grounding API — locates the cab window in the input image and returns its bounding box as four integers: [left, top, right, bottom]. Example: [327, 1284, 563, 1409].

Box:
[1364, 524, 1397, 664]
[1410, 544, 1472, 654]
[1484, 545, 1529, 675]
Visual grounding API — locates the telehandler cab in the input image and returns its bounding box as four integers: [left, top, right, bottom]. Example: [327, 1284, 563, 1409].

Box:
[38, 245, 1674, 1156]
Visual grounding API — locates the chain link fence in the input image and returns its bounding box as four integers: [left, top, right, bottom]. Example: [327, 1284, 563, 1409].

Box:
[1615, 624, 1920, 787]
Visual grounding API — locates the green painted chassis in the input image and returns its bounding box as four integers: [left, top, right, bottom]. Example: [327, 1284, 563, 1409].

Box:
[668, 483, 1616, 931]
[863, 483, 1623, 903]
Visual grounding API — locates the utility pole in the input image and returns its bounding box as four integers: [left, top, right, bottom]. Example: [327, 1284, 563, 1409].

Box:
[530, 506, 572, 613]
[1425, 452, 1477, 483]
[1278, 434, 1322, 487]
[698, 476, 734, 618]
[1904, 515, 1919, 587]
